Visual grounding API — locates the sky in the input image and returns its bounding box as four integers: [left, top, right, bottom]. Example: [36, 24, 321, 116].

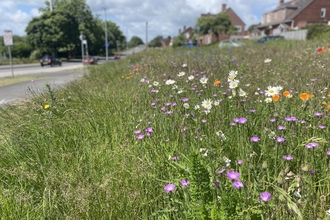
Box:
[0, 0, 279, 43]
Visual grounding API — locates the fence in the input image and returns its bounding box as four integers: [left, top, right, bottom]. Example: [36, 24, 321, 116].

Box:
[280, 29, 308, 40]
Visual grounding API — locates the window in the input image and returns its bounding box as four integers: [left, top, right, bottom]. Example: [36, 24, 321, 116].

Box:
[267, 13, 271, 22]
[321, 7, 326, 18]
[235, 25, 242, 32]
[282, 9, 286, 19]
[274, 11, 278, 20]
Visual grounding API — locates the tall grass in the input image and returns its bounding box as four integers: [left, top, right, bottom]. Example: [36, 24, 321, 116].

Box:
[0, 40, 330, 219]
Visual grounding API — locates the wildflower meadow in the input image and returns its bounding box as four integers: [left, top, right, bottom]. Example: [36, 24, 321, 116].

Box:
[0, 40, 330, 219]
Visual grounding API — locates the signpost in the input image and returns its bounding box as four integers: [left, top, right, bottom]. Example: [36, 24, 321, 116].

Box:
[3, 30, 14, 78]
[79, 33, 85, 75]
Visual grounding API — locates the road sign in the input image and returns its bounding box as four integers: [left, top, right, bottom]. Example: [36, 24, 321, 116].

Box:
[3, 30, 13, 46]
[105, 43, 109, 47]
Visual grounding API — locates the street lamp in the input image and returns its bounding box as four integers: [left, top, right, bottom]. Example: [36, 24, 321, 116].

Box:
[103, 7, 109, 61]
[79, 33, 85, 74]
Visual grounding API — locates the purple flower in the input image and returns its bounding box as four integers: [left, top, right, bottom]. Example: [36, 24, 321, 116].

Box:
[277, 137, 286, 143]
[310, 170, 315, 175]
[201, 119, 207, 123]
[216, 168, 226, 175]
[250, 136, 260, 142]
[164, 184, 176, 193]
[285, 116, 297, 121]
[226, 170, 240, 181]
[260, 192, 271, 202]
[326, 151, 330, 156]
[214, 181, 219, 187]
[232, 181, 244, 189]
[150, 89, 158, 93]
[282, 155, 293, 160]
[314, 112, 323, 116]
[277, 125, 286, 130]
[172, 102, 177, 106]
[233, 118, 240, 123]
[165, 102, 171, 106]
[145, 127, 153, 133]
[270, 118, 276, 122]
[250, 109, 256, 113]
[180, 180, 190, 186]
[134, 130, 141, 134]
[318, 125, 326, 129]
[136, 134, 145, 140]
[237, 160, 243, 165]
[305, 142, 319, 149]
[238, 118, 247, 124]
[182, 98, 189, 102]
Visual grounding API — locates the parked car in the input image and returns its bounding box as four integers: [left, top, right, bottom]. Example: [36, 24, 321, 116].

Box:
[218, 39, 245, 48]
[40, 56, 62, 67]
[257, 35, 284, 44]
[114, 54, 121, 59]
[83, 56, 98, 65]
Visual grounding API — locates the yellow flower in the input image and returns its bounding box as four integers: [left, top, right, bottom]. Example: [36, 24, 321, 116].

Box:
[327, 94, 330, 98]
[44, 104, 50, 109]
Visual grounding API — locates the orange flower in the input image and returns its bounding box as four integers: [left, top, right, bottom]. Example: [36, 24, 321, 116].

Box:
[327, 94, 330, 98]
[300, 93, 313, 101]
[272, 94, 280, 102]
[328, 46, 330, 52]
[214, 80, 221, 86]
[283, 91, 290, 97]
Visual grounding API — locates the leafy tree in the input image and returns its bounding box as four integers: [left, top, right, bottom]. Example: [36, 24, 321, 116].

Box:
[172, 34, 186, 47]
[148, 35, 163, 48]
[195, 13, 237, 41]
[0, 35, 33, 58]
[128, 36, 144, 48]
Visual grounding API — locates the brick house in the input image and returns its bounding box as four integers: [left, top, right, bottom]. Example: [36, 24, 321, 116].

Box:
[198, 4, 246, 45]
[257, 0, 330, 36]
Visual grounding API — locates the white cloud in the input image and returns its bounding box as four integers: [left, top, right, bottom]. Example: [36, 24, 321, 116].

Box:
[0, 0, 278, 41]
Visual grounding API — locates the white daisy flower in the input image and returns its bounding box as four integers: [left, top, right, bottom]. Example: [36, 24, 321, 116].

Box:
[265, 97, 272, 103]
[265, 86, 279, 97]
[183, 103, 189, 109]
[232, 89, 237, 97]
[227, 76, 237, 82]
[201, 99, 212, 110]
[140, 78, 145, 82]
[188, 75, 194, 80]
[264, 58, 272, 63]
[200, 76, 208, 84]
[172, 85, 178, 89]
[182, 63, 187, 67]
[153, 81, 159, 86]
[239, 89, 247, 97]
[177, 89, 183, 94]
[178, 71, 185, 77]
[214, 101, 220, 106]
[194, 104, 200, 110]
[228, 70, 238, 78]
[276, 85, 283, 91]
[165, 79, 176, 85]
[229, 80, 239, 89]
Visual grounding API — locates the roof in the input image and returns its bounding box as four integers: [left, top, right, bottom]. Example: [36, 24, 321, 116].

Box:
[258, 0, 313, 28]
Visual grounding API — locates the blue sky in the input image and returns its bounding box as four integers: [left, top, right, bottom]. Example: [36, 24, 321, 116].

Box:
[0, 0, 279, 42]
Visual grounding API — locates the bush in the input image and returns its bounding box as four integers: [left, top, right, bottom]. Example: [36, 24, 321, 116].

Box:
[305, 24, 330, 40]
[29, 50, 43, 60]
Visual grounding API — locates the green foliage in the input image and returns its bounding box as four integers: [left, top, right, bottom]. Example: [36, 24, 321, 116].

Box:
[305, 24, 330, 40]
[196, 13, 237, 38]
[149, 35, 163, 48]
[128, 36, 144, 48]
[172, 35, 187, 47]
[0, 35, 33, 58]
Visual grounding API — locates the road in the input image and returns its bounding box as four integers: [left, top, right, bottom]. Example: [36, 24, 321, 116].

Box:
[0, 46, 145, 108]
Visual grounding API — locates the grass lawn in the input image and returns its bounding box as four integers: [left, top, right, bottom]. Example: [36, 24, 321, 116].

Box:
[0, 76, 49, 87]
[0, 40, 330, 219]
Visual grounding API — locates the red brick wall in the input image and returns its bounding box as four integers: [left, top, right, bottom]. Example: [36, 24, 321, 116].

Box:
[294, 0, 330, 25]
[225, 8, 246, 35]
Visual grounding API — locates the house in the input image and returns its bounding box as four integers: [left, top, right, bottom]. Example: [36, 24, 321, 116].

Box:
[198, 4, 246, 45]
[257, 0, 330, 36]
[178, 25, 194, 43]
[160, 36, 172, 47]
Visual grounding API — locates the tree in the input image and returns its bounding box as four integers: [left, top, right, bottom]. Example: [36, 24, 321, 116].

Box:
[195, 13, 237, 41]
[128, 36, 144, 48]
[0, 35, 33, 58]
[148, 35, 163, 48]
[172, 35, 186, 47]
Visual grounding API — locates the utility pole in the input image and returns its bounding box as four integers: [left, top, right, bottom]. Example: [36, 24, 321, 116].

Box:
[50, 0, 53, 11]
[126, 28, 128, 50]
[146, 21, 148, 49]
[103, 7, 109, 61]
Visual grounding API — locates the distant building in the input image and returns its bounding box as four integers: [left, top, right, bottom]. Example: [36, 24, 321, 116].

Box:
[178, 25, 194, 43]
[257, 0, 330, 36]
[198, 4, 246, 45]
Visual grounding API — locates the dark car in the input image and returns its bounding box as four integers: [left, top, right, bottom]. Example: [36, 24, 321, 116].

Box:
[114, 54, 121, 59]
[83, 56, 98, 65]
[258, 35, 284, 44]
[40, 56, 62, 67]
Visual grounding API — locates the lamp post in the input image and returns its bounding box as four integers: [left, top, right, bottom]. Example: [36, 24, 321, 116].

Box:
[79, 33, 85, 74]
[103, 7, 109, 61]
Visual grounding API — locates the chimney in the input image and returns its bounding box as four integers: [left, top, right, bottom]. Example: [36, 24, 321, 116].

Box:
[222, 4, 226, 12]
[280, 0, 284, 5]
[184, 26, 186, 31]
